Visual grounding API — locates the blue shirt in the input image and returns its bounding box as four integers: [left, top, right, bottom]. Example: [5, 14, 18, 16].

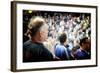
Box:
[74, 48, 90, 60]
[55, 44, 70, 60]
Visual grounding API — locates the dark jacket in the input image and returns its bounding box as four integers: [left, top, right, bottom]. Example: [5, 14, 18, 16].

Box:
[23, 40, 54, 62]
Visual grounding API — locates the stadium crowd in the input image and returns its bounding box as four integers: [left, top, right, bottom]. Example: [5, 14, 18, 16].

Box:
[23, 10, 91, 61]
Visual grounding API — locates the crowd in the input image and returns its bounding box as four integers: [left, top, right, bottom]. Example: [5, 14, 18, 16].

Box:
[23, 10, 91, 62]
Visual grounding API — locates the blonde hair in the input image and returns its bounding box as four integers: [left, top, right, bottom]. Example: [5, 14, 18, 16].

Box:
[26, 16, 46, 37]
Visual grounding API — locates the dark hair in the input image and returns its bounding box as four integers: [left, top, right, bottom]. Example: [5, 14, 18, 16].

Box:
[59, 33, 67, 44]
[79, 37, 88, 46]
[27, 17, 46, 37]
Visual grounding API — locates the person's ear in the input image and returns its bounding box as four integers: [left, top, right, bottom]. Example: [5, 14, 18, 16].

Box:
[82, 43, 85, 46]
[81, 43, 84, 46]
[36, 30, 41, 37]
[38, 31, 42, 37]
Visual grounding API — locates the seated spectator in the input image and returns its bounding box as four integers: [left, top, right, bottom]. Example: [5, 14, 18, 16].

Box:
[74, 37, 91, 60]
[23, 17, 54, 62]
[54, 33, 74, 60]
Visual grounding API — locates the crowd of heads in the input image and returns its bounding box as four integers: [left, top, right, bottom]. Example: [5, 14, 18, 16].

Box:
[23, 10, 91, 58]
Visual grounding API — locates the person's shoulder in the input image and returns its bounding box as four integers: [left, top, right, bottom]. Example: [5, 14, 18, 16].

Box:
[56, 44, 63, 48]
[23, 40, 31, 47]
[75, 48, 82, 55]
[55, 44, 66, 51]
[23, 40, 38, 49]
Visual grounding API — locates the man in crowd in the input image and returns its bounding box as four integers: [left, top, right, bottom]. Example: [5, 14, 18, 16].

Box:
[55, 33, 74, 60]
[74, 37, 91, 60]
[23, 16, 54, 62]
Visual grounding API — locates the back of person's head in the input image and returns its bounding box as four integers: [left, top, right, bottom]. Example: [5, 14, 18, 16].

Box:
[27, 16, 46, 37]
[59, 33, 67, 44]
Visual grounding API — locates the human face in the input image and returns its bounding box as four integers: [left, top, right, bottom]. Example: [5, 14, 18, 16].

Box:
[86, 39, 91, 51]
[82, 39, 90, 51]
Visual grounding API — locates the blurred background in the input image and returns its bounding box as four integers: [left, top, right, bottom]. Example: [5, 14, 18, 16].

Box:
[23, 10, 91, 55]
